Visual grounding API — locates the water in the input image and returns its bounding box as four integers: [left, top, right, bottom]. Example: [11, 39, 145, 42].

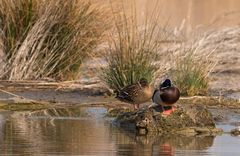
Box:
[0, 107, 240, 156]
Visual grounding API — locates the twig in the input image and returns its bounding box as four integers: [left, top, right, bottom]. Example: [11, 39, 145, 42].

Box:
[0, 88, 52, 105]
[0, 88, 24, 99]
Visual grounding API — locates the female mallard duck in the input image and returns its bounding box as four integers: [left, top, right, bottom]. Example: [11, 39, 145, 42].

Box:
[116, 78, 153, 110]
[152, 79, 180, 115]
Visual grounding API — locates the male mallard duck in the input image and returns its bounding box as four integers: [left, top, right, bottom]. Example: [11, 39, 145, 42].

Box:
[152, 79, 180, 115]
[116, 78, 153, 110]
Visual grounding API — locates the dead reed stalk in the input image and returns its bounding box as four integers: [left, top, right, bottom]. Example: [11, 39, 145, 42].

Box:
[0, 0, 108, 80]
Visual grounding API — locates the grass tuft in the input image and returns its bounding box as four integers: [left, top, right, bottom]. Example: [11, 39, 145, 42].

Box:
[170, 44, 216, 96]
[101, 2, 164, 91]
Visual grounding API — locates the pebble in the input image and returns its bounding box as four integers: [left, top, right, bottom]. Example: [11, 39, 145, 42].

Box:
[230, 127, 240, 136]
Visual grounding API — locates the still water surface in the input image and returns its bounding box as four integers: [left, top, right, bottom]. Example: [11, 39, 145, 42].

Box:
[0, 107, 239, 156]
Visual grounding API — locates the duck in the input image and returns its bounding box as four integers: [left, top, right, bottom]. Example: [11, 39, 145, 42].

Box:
[152, 79, 180, 115]
[116, 78, 154, 110]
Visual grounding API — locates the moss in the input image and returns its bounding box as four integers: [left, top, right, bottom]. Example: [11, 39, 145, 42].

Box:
[114, 105, 220, 135]
[106, 107, 131, 117]
[0, 102, 51, 111]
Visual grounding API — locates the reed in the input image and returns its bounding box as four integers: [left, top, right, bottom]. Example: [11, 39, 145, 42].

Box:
[101, 2, 166, 91]
[0, 0, 108, 80]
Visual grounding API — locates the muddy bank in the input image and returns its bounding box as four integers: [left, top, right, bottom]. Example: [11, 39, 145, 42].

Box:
[0, 80, 112, 107]
[179, 96, 240, 109]
[0, 80, 239, 106]
[0, 80, 111, 95]
[0, 88, 239, 113]
[0, 81, 125, 111]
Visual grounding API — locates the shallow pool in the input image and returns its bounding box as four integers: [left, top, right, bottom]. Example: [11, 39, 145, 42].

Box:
[0, 107, 239, 156]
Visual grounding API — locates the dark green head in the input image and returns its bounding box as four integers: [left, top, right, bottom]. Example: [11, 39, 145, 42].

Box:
[160, 79, 172, 90]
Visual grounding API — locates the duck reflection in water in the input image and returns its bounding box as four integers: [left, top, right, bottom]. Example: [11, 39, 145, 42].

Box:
[114, 128, 215, 156]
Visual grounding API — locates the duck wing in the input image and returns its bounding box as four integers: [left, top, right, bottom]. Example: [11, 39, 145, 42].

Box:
[116, 84, 141, 103]
[152, 89, 162, 105]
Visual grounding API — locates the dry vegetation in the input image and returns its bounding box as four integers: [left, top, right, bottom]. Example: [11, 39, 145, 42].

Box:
[170, 44, 216, 96]
[100, 2, 217, 96]
[0, 0, 238, 97]
[160, 27, 240, 95]
[101, 2, 170, 91]
[0, 0, 108, 80]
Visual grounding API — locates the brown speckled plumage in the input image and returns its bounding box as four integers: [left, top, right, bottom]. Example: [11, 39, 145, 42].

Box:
[116, 78, 153, 109]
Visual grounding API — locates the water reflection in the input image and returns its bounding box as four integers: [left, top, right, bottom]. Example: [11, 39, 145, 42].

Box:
[112, 128, 215, 156]
[0, 112, 9, 143]
[0, 107, 239, 155]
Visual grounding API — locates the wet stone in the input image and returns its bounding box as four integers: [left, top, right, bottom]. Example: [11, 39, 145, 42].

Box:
[213, 114, 225, 122]
[230, 127, 240, 136]
[114, 105, 223, 135]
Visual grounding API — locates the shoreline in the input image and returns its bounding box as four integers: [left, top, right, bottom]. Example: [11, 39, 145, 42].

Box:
[0, 80, 239, 112]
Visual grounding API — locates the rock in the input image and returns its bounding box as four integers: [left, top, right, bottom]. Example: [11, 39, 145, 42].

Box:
[230, 127, 240, 136]
[213, 114, 225, 122]
[135, 133, 216, 150]
[114, 105, 222, 135]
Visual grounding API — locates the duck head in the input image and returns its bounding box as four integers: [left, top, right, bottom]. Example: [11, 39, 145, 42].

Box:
[139, 78, 148, 87]
[160, 79, 172, 90]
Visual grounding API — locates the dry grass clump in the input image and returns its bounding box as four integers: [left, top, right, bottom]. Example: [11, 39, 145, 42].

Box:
[0, 0, 107, 80]
[157, 30, 219, 96]
[101, 3, 166, 91]
[167, 26, 240, 96]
